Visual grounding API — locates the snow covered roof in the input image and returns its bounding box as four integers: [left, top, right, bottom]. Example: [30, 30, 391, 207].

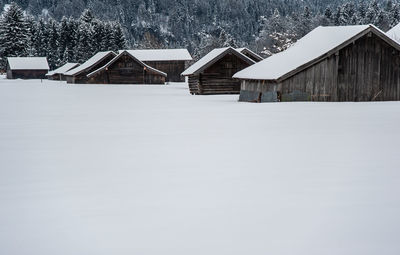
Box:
[7, 57, 49, 70]
[386, 23, 400, 43]
[120, 49, 192, 61]
[236, 48, 264, 61]
[46, 63, 79, 76]
[234, 25, 398, 81]
[181, 47, 256, 76]
[64, 51, 117, 76]
[87, 51, 167, 78]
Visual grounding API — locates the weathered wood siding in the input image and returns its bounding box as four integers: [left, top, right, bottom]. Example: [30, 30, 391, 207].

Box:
[190, 53, 252, 95]
[88, 54, 165, 84]
[240, 32, 400, 102]
[144, 61, 186, 82]
[7, 69, 48, 79]
[66, 54, 115, 84]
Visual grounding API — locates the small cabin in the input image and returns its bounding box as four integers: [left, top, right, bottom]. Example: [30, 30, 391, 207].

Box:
[181, 47, 256, 95]
[234, 25, 400, 102]
[47, 63, 79, 80]
[87, 51, 166, 84]
[64, 51, 117, 84]
[122, 49, 192, 82]
[6, 57, 49, 79]
[236, 48, 264, 62]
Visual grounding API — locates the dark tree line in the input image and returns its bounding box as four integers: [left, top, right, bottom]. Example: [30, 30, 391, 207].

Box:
[0, 3, 126, 70]
[0, 0, 399, 65]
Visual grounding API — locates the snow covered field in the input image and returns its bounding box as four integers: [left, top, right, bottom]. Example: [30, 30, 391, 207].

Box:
[1, 78, 400, 255]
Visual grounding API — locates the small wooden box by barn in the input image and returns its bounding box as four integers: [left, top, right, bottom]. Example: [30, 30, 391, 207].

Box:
[181, 47, 256, 95]
[122, 49, 192, 82]
[87, 51, 166, 84]
[64, 51, 117, 84]
[234, 25, 400, 102]
[6, 57, 49, 79]
[47, 63, 79, 81]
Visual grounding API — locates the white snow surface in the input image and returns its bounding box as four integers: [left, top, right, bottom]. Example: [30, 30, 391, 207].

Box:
[233, 25, 371, 80]
[386, 23, 400, 43]
[64, 51, 116, 76]
[182, 47, 254, 76]
[1, 78, 400, 255]
[7, 57, 49, 70]
[46, 63, 79, 76]
[121, 49, 193, 61]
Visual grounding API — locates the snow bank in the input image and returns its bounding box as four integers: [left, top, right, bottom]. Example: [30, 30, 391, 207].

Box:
[1, 79, 400, 255]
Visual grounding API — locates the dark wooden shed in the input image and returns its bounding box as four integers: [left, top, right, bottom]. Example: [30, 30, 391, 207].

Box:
[235, 25, 400, 102]
[124, 49, 192, 82]
[181, 47, 256, 95]
[47, 63, 79, 81]
[64, 51, 117, 84]
[6, 57, 49, 79]
[87, 51, 166, 84]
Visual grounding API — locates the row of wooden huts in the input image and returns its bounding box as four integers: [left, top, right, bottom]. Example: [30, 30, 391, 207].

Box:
[6, 24, 400, 102]
[5, 49, 193, 83]
[181, 24, 400, 102]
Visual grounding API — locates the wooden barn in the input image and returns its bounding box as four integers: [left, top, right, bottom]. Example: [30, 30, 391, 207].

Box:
[6, 57, 49, 79]
[87, 51, 166, 84]
[123, 49, 192, 82]
[234, 25, 400, 102]
[46, 63, 79, 80]
[64, 51, 117, 84]
[181, 47, 256, 95]
[236, 48, 264, 62]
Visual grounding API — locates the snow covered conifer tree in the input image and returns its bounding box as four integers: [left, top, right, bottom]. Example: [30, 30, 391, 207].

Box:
[0, 2, 30, 69]
[47, 18, 60, 68]
[112, 22, 127, 51]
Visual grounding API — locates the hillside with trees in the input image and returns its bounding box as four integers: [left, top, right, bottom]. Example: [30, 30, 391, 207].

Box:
[0, 0, 400, 69]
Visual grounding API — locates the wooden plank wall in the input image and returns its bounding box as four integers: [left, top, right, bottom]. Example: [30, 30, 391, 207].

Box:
[144, 61, 186, 82]
[7, 70, 48, 79]
[190, 53, 252, 95]
[68, 54, 115, 84]
[241, 33, 400, 102]
[88, 55, 165, 84]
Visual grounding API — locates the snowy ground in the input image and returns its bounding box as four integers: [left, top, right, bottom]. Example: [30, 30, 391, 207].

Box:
[1, 78, 400, 255]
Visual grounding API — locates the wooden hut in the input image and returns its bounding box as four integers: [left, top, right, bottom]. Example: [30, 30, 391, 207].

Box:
[87, 51, 166, 84]
[6, 57, 49, 79]
[234, 25, 400, 102]
[64, 51, 117, 84]
[46, 63, 79, 80]
[123, 49, 192, 82]
[236, 48, 263, 62]
[181, 47, 256, 95]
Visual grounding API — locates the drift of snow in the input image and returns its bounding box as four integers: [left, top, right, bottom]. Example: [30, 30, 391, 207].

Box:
[7, 57, 49, 70]
[46, 63, 79, 76]
[64, 51, 116, 76]
[233, 25, 375, 80]
[1, 78, 400, 255]
[182, 47, 255, 76]
[122, 49, 193, 61]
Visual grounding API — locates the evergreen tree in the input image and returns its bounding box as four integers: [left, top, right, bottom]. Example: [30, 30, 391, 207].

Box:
[0, 2, 30, 69]
[112, 22, 127, 51]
